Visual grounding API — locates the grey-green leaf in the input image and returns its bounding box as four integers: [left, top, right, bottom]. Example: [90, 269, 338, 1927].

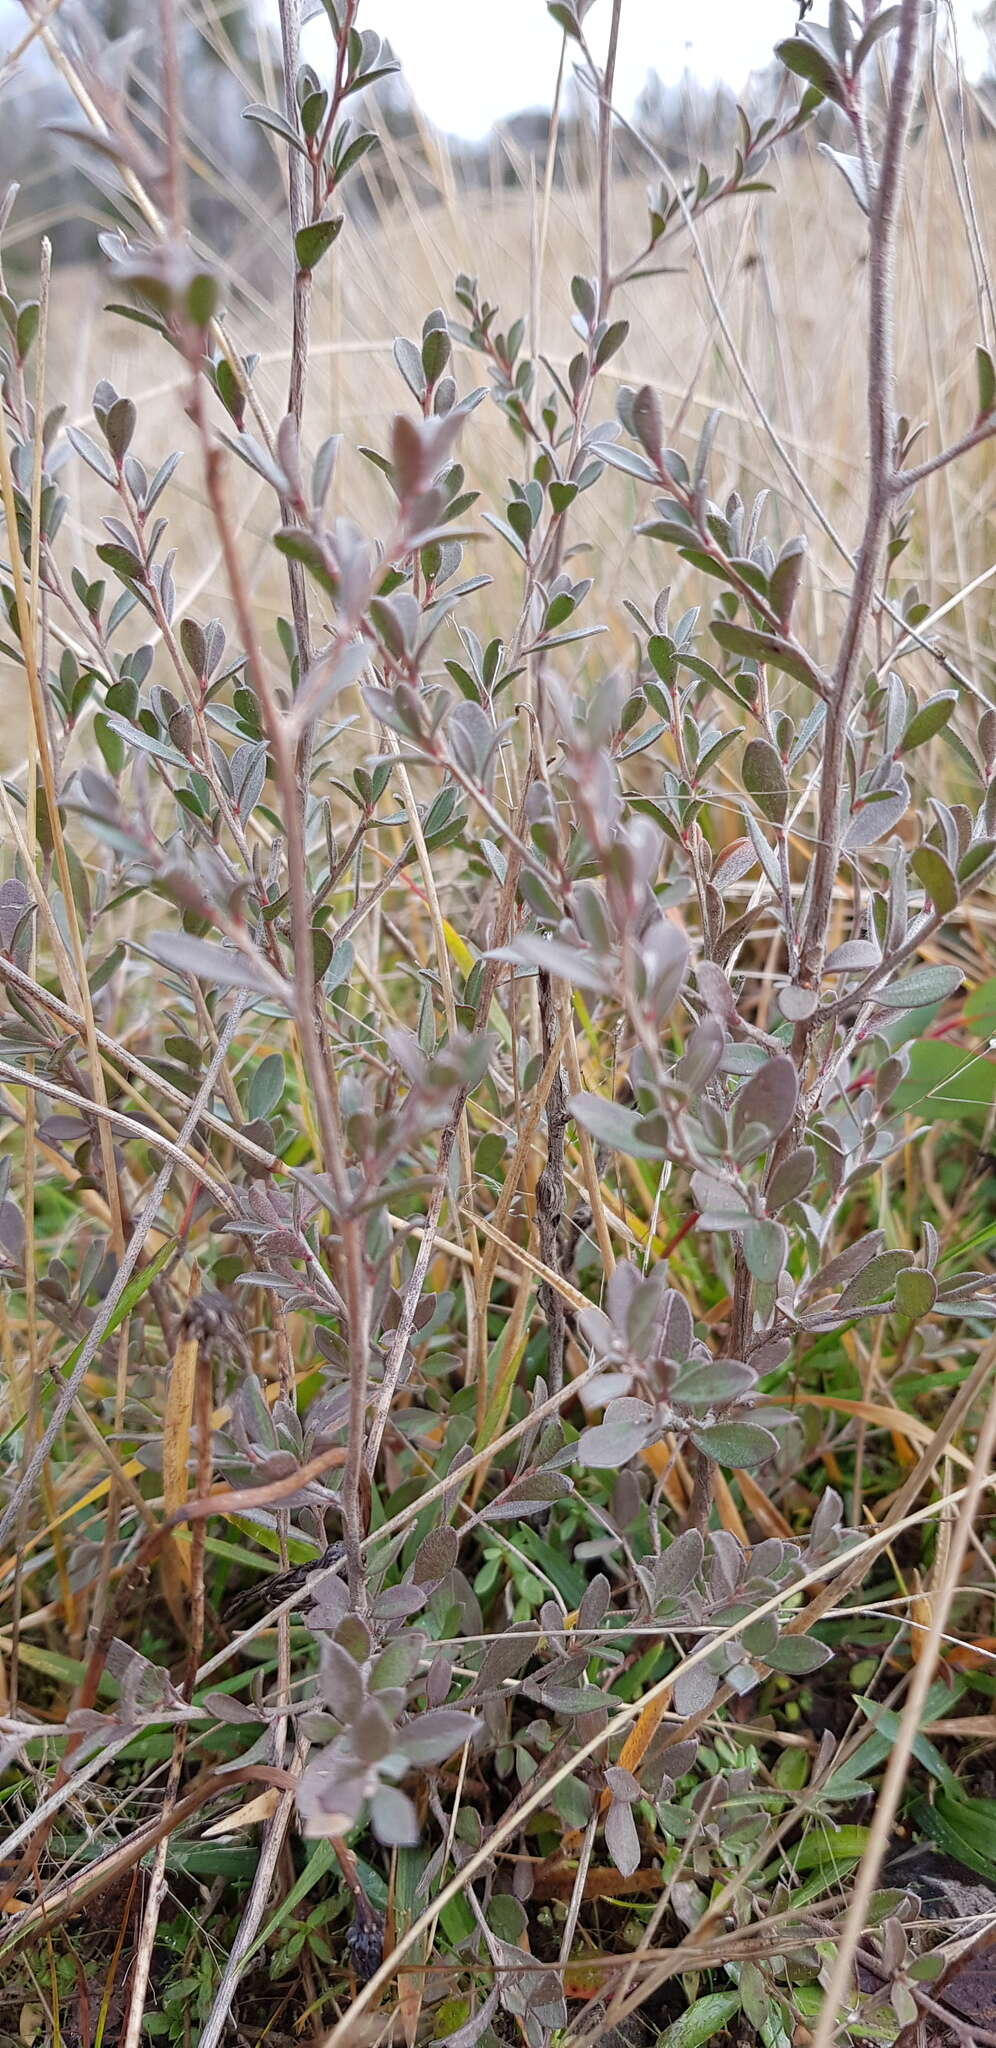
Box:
[690, 1421, 778, 1468]
[742, 738, 788, 825]
[568, 1092, 667, 1159]
[872, 965, 962, 1010]
[837, 1249, 914, 1311]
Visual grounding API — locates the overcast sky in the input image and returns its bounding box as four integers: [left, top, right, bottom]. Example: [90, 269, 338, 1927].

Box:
[314, 1, 990, 140]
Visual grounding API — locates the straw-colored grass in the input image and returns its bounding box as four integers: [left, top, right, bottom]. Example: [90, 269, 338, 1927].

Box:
[7, 99, 993, 776]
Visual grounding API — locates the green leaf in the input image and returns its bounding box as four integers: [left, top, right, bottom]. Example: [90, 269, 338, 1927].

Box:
[185, 271, 218, 329]
[594, 318, 629, 370]
[913, 1789, 996, 1883]
[295, 218, 343, 272]
[853, 6, 903, 71]
[898, 692, 957, 752]
[794, 1825, 870, 1870]
[964, 976, 996, 1035]
[893, 1038, 996, 1129]
[690, 1420, 778, 1468]
[15, 300, 39, 361]
[52, 1239, 176, 1397]
[247, 1051, 285, 1121]
[854, 1696, 958, 1793]
[837, 1249, 913, 1311]
[96, 542, 144, 584]
[894, 1267, 937, 1319]
[94, 711, 126, 776]
[547, 1, 582, 37]
[568, 1092, 667, 1159]
[774, 36, 846, 105]
[764, 1634, 833, 1675]
[743, 1219, 788, 1284]
[242, 103, 308, 154]
[911, 846, 958, 915]
[977, 343, 996, 419]
[147, 931, 283, 997]
[711, 620, 824, 691]
[742, 737, 788, 825]
[273, 528, 337, 597]
[657, 1991, 742, 2048]
[873, 965, 962, 1010]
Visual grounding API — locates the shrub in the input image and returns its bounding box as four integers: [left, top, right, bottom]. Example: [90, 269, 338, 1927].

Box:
[1, 4, 995, 2045]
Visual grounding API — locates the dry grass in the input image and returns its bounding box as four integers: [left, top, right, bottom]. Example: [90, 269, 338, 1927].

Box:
[2, 14, 996, 2045]
[8, 108, 994, 775]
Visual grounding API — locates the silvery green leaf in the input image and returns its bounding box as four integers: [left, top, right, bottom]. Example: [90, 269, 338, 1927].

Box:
[690, 1170, 751, 1229]
[471, 1627, 535, 1694]
[825, 939, 881, 973]
[482, 1471, 573, 1518]
[676, 1014, 725, 1092]
[316, 1639, 366, 1722]
[764, 1635, 833, 1675]
[820, 145, 870, 214]
[842, 782, 909, 850]
[691, 1420, 778, 1468]
[526, 1680, 607, 1715]
[494, 936, 611, 993]
[742, 737, 788, 823]
[146, 931, 284, 998]
[568, 1091, 667, 1157]
[672, 1660, 719, 1716]
[605, 1765, 640, 1803]
[803, 1231, 885, 1298]
[243, 102, 308, 155]
[853, 5, 903, 70]
[810, 1487, 845, 1552]
[778, 983, 819, 1022]
[371, 1635, 425, 1691]
[353, 1697, 394, 1764]
[655, 1528, 704, 1596]
[66, 425, 117, 484]
[397, 1708, 483, 1765]
[671, 1357, 755, 1409]
[370, 1784, 420, 1846]
[743, 1219, 788, 1285]
[741, 1613, 778, 1656]
[412, 1528, 459, 1584]
[297, 1756, 369, 1835]
[732, 1054, 798, 1151]
[836, 1249, 914, 1311]
[445, 1988, 500, 2048]
[393, 334, 427, 400]
[871, 965, 962, 1009]
[894, 1268, 937, 1319]
[767, 1146, 816, 1209]
[577, 1399, 655, 1468]
[605, 1795, 640, 1876]
[658, 1288, 694, 1364]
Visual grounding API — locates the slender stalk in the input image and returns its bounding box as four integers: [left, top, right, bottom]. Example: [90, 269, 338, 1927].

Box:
[186, 372, 370, 1602]
[0, 1000, 247, 1549]
[810, 1370, 996, 2048]
[799, 0, 922, 986]
[276, 0, 314, 688]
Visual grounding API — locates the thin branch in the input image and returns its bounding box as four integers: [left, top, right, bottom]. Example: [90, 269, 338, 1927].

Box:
[809, 1372, 996, 2048]
[0, 1057, 235, 1207]
[800, 0, 923, 986]
[0, 998, 248, 1549]
[891, 411, 996, 490]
